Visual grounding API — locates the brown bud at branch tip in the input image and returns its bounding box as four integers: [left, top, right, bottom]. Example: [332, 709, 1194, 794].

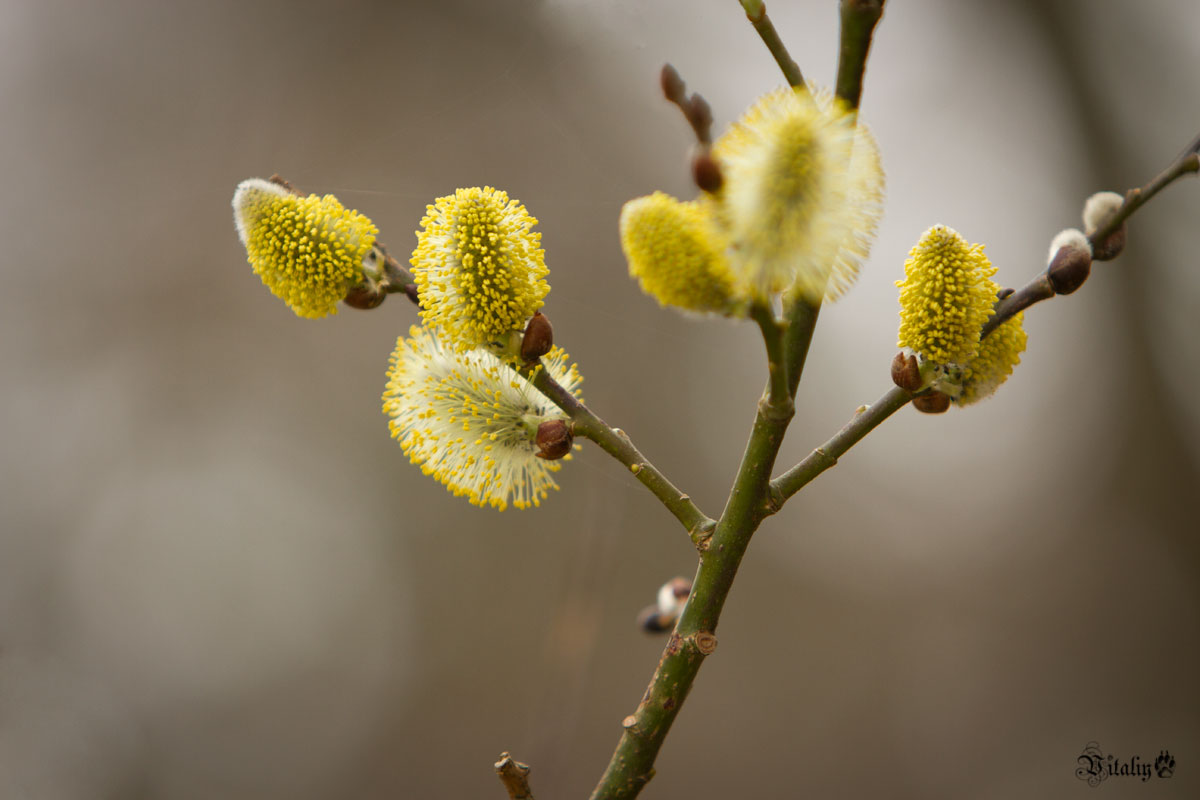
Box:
[535, 419, 573, 460]
[1046, 244, 1092, 295]
[520, 311, 554, 362]
[890, 352, 922, 393]
[912, 391, 951, 414]
[660, 63, 685, 103]
[692, 149, 723, 193]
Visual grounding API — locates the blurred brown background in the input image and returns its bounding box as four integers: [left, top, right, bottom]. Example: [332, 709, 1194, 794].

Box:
[1, 0, 1197, 797]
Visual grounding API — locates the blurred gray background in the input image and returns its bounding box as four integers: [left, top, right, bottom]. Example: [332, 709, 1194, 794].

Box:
[1, 0, 1198, 797]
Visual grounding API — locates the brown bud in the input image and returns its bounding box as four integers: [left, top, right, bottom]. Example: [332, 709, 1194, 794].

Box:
[912, 391, 951, 414]
[1046, 243, 1093, 295]
[268, 174, 300, 195]
[666, 577, 691, 601]
[342, 282, 386, 310]
[535, 419, 573, 460]
[520, 311, 554, 362]
[660, 63, 685, 102]
[403, 283, 421, 306]
[890, 352, 923, 393]
[1091, 225, 1126, 261]
[638, 605, 674, 634]
[691, 149, 723, 193]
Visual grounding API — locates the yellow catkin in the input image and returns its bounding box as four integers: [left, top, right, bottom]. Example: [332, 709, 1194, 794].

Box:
[411, 187, 549, 353]
[711, 84, 884, 303]
[896, 225, 998, 366]
[233, 179, 377, 319]
[619, 192, 737, 314]
[957, 312, 1027, 405]
[382, 325, 582, 511]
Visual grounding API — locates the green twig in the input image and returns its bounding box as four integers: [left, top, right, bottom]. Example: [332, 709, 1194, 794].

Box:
[750, 303, 792, 416]
[588, 5, 891, 796]
[589, 369, 794, 799]
[738, 0, 805, 89]
[526, 365, 716, 547]
[981, 133, 1200, 339]
[769, 385, 913, 508]
[835, 0, 886, 110]
[782, 295, 822, 398]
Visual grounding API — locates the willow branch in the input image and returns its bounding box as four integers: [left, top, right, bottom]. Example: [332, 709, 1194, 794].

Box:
[782, 296, 822, 397]
[835, 0, 886, 110]
[589, 357, 794, 799]
[738, 0, 804, 89]
[981, 131, 1199, 339]
[588, 6, 892, 795]
[750, 303, 792, 415]
[1090, 137, 1200, 243]
[494, 753, 535, 800]
[526, 364, 716, 546]
[377, 245, 419, 304]
[769, 385, 913, 508]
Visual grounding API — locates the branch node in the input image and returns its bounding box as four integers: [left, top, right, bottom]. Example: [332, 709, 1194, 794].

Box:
[693, 631, 718, 655]
[494, 752, 535, 800]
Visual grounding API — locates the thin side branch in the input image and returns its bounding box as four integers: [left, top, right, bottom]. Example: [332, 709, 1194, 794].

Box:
[982, 131, 1199, 339]
[378, 244, 420, 305]
[738, 0, 805, 89]
[750, 303, 793, 416]
[1089, 144, 1200, 244]
[835, 0, 886, 110]
[769, 385, 913, 507]
[494, 753, 535, 800]
[782, 296, 822, 397]
[660, 64, 714, 146]
[526, 364, 717, 547]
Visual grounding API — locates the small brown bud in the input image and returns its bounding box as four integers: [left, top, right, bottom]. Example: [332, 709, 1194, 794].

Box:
[403, 283, 420, 305]
[268, 174, 300, 195]
[342, 282, 386, 310]
[667, 577, 691, 601]
[1046, 243, 1093, 295]
[912, 391, 951, 414]
[691, 149, 723, 193]
[693, 631, 718, 655]
[520, 311, 554, 362]
[890, 352, 923, 393]
[660, 63, 685, 103]
[535, 419, 573, 460]
[638, 605, 674, 634]
[1091, 225, 1126, 261]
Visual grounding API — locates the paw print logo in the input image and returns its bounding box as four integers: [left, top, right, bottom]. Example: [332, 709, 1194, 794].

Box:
[1154, 750, 1175, 779]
